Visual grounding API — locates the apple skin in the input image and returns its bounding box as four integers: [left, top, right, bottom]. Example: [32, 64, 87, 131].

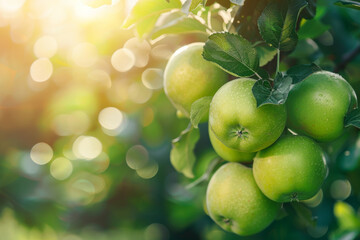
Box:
[206, 162, 280, 236]
[209, 126, 255, 162]
[164, 42, 228, 118]
[286, 71, 357, 142]
[209, 78, 286, 152]
[253, 135, 327, 202]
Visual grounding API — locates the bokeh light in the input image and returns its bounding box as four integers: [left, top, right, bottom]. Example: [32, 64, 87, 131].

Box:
[30, 142, 53, 165]
[136, 161, 159, 179]
[91, 152, 110, 173]
[111, 48, 135, 72]
[330, 179, 352, 200]
[150, 44, 173, 59]
[124, 37, 151, 68]
[144, 223, 169, 240]
[303, 189, 323, 208]
[126, 145, 149, 170]
[68, 178, 96, 205]
[1, 0, 357, 239]
[142, 68, 164, 90]
[30, 58, 53, 82]
[50, 157, 73, 180]
[21, 152, 41, 176]
[73, 136, 103, 160]
[33, 35, 58, 58]
[128, 82, 152, 104]
[98, 107, 124, 131]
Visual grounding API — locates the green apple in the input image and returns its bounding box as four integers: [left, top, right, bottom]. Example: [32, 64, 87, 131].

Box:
[209, 126, 255, 162]
[253, 135, 327, 202]
[206, 162, 280, 236]
[164, 42, 228, 118]
[286, 71, 357, 142]
[209, 78, 287, 152]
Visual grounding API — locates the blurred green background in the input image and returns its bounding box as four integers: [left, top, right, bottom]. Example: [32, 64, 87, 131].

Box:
[0, 0, 360, 239]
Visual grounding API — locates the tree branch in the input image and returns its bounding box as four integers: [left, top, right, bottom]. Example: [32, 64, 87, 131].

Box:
[334, 45, 360, 73]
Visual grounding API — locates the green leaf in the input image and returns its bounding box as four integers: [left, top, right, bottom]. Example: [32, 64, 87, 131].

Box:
[335, 0, 360, 10]
[252, 73, 292, 107]
[122, 0, 182, 28]
[334, 201, 360, 230]
[151, 12, 207, 40]
[330, 231, 360, 240]
[190, 96, 212, 128]
[291, 202, 317, 227]
[230, 0, 245, 5]
[286, 63, 321, 84]
[298, 19, 330, 40]
[232, 0, 269, 42]
[182, 0, 205, 14]
[345, 108, 360, 128]
[255, 44, 277, 67]
[203, 32, 260, 78]
[170, 125, 200, 178]
[258, 0, 308, 51]
[136, 15, 160, 38]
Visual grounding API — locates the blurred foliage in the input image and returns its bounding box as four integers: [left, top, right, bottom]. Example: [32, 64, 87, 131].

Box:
[0, 0, 359, 239]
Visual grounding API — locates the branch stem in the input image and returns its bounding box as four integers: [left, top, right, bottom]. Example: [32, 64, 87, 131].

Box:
[334, 45, 360, 73]
[186, 157, 222, 189]
[276, 48, 280, 76]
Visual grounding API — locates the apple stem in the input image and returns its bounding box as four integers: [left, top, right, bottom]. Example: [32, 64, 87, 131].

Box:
[234, 127, 248, 139]
[223, 218, 231, 225]
[276, 48, 280, 76]
[290, 192, 299, 202]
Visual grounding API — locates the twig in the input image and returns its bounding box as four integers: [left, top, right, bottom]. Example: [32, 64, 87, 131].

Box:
[185, 157, 222, 189]
[276, 48, 280, 75]
[334, 45, 360, 73]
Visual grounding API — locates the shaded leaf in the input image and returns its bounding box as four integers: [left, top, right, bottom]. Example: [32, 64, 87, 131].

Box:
[151, 12, 207, 40]
[257, 68, 270, 79]
[170, 125, 200, 178]
[286, 63, 321, 84]
[345, 108, 360, 128]
[203, 32, 260, 77]
[255, 44, 277, 66]
[252, 73, 292, 107]
[258, 0, 308, 51]
[232, 0, 270, 42]
[335, 0, 360, 10]
[301, 0, 317, 19]
[122, 0, 182, 28]
[291, 202, 317, 227]
[298, 19, 330, 40]
[190, 96, 212, 128]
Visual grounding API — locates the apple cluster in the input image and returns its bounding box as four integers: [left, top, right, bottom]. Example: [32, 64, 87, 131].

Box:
[164, 42, 358, 236]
